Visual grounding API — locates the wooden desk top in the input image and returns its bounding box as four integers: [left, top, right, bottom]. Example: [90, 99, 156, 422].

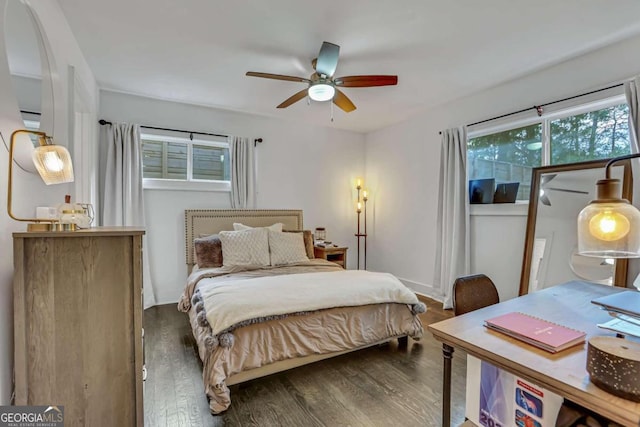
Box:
[428, 281, 640, 427]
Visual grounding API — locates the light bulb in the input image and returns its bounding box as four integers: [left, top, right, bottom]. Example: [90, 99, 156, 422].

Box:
[43, 151, 64, 172]
[588, 210, 631, 241]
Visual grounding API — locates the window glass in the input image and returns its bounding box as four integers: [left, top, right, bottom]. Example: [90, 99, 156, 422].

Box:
[193, 144, 230, 181]
[468, 123, 542, 200]
[550, 104, 630, 165]
[141, 133, 229, 184]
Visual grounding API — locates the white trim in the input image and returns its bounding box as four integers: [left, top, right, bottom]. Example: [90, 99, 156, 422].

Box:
[469, 202, 529, 216]
[143, 178, 230, 192]
[398, 277, 435, 296]
[140, 132, 227, 148]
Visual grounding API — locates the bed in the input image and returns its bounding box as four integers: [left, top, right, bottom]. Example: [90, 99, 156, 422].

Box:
[178, 209, 425, 414]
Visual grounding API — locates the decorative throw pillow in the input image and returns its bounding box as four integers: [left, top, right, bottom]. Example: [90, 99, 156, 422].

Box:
[233, 222, 283, 232]
[193, 234, 223, 268]
[283, 230, 315, 259]
[268, 230, 309, 266]
[219, 228, 270, 267]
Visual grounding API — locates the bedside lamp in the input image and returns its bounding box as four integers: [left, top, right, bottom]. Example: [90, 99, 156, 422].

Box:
[577, 154, 640, 258]
[8, 129, 74, 231]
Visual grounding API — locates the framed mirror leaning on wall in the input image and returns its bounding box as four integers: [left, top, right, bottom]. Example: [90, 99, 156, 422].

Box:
[519, 159, 632, 295]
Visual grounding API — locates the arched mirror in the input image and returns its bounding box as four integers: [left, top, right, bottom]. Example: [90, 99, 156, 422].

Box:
[3, 0, 54, 171]
[519, 159, 632, 295]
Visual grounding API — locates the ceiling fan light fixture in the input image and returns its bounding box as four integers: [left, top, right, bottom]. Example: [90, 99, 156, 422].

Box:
[308, 83, 335, 102]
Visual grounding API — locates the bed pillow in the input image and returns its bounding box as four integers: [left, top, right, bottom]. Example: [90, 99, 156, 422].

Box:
[283, 230, 315, 259]
[233, 222, 283, 232]
[219, 228, 270, 267]
[268, 230, 309, 266]
[193, 234, 223, 268]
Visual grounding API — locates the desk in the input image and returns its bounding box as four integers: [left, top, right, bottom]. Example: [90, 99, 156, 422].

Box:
[428, 281, 640, 427]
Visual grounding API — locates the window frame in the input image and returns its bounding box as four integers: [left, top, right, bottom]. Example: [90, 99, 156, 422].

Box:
[141, 132, 231, 192]
[466, 93, 629, 203]
[467, 94, 627, 162]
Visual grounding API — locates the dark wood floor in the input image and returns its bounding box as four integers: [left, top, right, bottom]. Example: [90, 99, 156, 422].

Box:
[144, 296, 467, 426]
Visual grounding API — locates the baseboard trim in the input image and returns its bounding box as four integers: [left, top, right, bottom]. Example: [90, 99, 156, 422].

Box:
[399, 277, 444, 303]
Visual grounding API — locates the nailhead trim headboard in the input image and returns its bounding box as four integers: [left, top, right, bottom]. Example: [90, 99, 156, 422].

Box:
[185, 209, 303, 266]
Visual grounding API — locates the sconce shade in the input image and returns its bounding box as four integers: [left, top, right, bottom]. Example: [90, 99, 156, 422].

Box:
[578, 177, 640, 258]
[32, 143, 74, 184]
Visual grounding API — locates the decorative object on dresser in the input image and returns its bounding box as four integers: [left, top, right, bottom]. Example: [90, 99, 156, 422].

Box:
[7, 129, 75, 231]
[314, 244, 348, 269]
[13, 227, 144, 427]
[354, 178, 368, 269]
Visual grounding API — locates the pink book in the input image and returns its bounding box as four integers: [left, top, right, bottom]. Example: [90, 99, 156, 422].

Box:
[484, 312, 586, 353]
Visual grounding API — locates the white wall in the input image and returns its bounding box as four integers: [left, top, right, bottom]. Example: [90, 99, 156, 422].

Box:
[99, 90, 365, 304]
[0, 0, 97, 405]
[365, 33, 640, 302]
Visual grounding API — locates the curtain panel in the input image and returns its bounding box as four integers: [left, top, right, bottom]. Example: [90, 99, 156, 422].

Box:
[99, 122, 156, 308]
[230, 136, 256, 209]
[434, 127, 470, 309]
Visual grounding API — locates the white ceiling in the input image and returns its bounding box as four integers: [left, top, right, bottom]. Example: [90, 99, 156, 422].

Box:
[44, 1, 640, 132]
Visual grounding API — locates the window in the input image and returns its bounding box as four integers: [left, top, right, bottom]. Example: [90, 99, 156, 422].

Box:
[141, 132, 230, 191]
[468, 98, 630, 201]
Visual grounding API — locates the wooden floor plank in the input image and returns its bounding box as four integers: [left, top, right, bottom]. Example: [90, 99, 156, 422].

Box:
[144, 297, 466, 426]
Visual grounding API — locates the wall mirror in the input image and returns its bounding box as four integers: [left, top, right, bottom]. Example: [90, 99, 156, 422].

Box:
[3, 0, 54, 170]
[519, 159, 632, 295]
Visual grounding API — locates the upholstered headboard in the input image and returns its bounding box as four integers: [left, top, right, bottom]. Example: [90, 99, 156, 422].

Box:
[184, 209, 304, 266]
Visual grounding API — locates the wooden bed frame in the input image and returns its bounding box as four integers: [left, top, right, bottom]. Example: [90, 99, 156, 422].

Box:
[184, 209, 406, 386]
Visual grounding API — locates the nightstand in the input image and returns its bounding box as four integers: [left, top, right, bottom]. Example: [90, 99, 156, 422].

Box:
[314, 245, 348, 269]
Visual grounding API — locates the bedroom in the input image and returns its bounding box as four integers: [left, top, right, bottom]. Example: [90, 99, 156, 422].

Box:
[1, 1, 640, 426]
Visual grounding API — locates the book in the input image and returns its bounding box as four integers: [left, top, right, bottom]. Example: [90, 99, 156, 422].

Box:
[591, 291, 640, 318]
[484, 312, 586, 353]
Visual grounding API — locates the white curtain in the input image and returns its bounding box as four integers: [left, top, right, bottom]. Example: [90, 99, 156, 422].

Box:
[625, 75, 640, 154]
[230, 136, 256, 209]
[99, 123, 156, 308]
[434, 127, 470, 309]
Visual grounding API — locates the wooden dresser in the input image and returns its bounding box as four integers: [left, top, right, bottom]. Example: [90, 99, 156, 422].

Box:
[13, 227, 145, 427]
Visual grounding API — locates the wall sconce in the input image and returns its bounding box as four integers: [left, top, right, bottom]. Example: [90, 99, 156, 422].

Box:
[8, 129, 74, 231]
[355, 178, 368, 270]
[577, 154, 640, 257]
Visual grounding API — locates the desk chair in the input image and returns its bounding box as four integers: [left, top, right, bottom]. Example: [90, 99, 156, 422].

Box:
[452, 274, 499, 316]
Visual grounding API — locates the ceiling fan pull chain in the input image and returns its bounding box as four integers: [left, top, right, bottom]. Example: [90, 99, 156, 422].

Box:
[331, 101, 334, 122]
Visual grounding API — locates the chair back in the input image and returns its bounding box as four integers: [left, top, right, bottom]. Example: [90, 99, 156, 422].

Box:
[452, 274, 499, 316]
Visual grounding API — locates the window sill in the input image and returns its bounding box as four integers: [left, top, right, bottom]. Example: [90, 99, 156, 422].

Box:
[470, 201, 529, 216]
[143, 178, 230, 192]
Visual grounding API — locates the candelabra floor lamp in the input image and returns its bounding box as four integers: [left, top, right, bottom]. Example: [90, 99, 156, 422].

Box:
[355, 179, 368, 270]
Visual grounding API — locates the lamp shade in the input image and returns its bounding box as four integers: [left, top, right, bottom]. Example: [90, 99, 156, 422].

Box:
[32, 144, 74, 184]
[577, 178, 640, 258]
[308, 83, 335, 101]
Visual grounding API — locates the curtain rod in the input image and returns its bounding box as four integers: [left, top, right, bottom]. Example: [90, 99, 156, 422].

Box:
[438, 83, 624, 134]
[98, 119, 263, 145]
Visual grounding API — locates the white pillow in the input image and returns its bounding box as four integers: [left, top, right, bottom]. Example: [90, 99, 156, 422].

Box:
[219, 228, 270, 267]
[233, 222, 283, 232]
[268, 230, 309, 266]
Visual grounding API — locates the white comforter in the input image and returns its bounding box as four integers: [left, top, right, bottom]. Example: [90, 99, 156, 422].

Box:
[197, 269, 420, 336]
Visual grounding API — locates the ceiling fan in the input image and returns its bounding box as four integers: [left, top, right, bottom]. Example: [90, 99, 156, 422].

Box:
[539, 174, 589, 206]
[246, 41, 398, 113]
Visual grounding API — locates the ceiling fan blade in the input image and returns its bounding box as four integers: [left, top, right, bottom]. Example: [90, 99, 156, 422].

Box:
[277, 89, 308, 109]
[316, 41, 340, 77]
[334, 75, 398, 87]
[545, 187, 589, 195]
[246, 71, 310, 83]
[540, 193, 552, 206]
[333, 89, 356, 113]
[540, 174, 556, 185]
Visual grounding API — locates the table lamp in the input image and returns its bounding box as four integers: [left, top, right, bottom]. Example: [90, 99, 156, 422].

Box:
[576, 152, 640, 403]
[8, 129, 74, 231]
